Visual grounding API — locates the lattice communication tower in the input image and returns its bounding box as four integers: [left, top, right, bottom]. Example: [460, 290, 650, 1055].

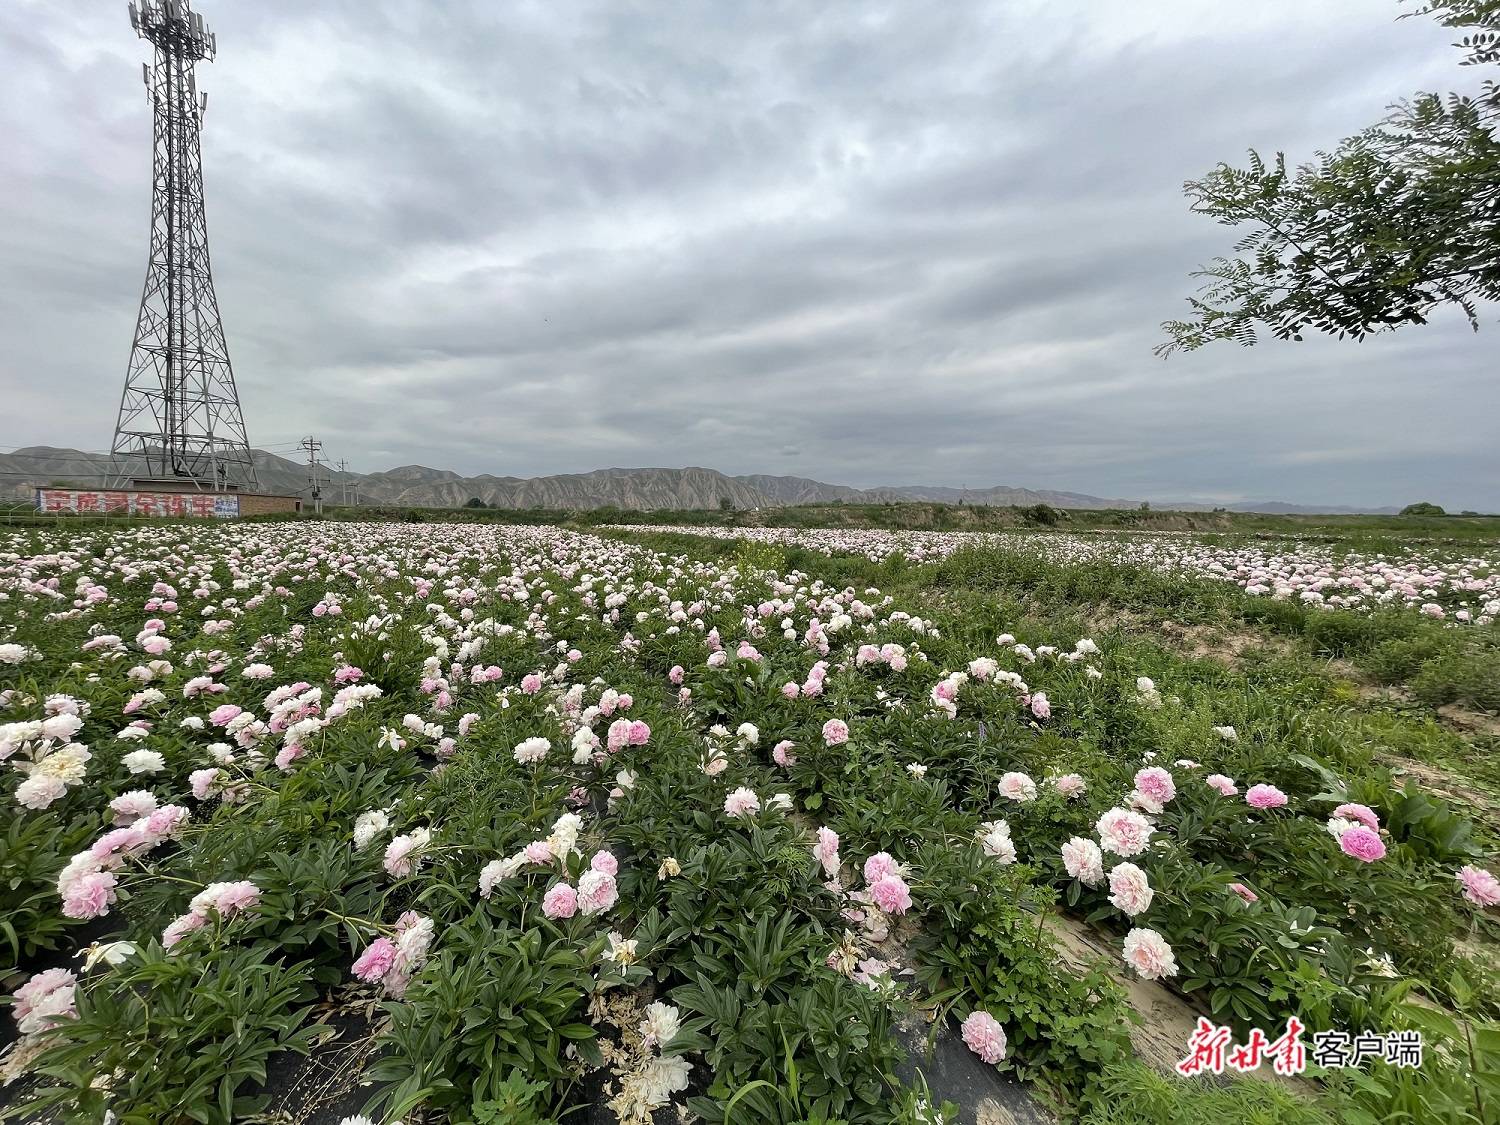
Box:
[112, 0, 257, 490]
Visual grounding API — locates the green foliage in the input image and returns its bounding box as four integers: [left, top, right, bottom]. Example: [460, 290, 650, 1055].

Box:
[1323, 978, 1500, 1125]
[16, 944, 325, 1125]
[367, 917, 620, 1118]
[674, 972, 903, 1122]
[1160, 0, 1500, 353]
[1400, 502, 1448, 516]
[464, 1073, 559, 1125]
[0, 811, 89, 968]
[1078, 1058, 1335, 1125]
[914, 892, 1131, 1095]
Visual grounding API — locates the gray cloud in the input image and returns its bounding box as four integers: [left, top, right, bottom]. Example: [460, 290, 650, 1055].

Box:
[0, 0, 1495, 509]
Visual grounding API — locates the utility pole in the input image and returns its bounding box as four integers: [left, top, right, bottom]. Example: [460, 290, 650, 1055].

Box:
[301, 436, 323, 516]
[337, 458, 349, 506]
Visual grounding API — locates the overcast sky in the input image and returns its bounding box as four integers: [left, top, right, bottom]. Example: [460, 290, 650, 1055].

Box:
[1, 0, 1495, 509]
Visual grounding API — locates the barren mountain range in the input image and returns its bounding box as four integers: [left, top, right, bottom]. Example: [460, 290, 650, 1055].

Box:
[0, 446, 1399, 514]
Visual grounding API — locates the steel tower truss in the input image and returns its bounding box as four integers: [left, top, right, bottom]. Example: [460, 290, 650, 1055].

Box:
[112, 0, 257, 490]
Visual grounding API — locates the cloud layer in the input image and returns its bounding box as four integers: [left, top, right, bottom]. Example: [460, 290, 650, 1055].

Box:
[1, 0, 1495, 509]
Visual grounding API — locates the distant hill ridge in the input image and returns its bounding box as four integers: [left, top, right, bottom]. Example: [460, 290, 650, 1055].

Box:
[0, 445, 1399, 515]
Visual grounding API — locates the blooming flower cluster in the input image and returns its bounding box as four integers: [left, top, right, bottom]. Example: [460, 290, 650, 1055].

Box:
[2, 517, 1496, 1121]
[622, 526, 1500, 622]
[351, 911, 436, 998]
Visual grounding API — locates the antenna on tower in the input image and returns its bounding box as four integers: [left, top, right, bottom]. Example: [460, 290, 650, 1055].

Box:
[111, 0, 257, 492]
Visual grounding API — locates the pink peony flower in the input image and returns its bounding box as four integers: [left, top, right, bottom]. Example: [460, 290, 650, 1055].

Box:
[1029, 693, 1051, 720]
[1061, 836, 1104, 886]
[822, 718, 849, 746]
[590, 850, 619, 876]
[206, 880, 260, 916]
[1122, 927, 1178, 980]
[16, 775, 67, 810]
[383, 828, 430, 877]
[12, 968, 78, 1035]
[1333, 803, 1380, 831]
[1107, 862, 1154, 916]
[1096, 808, 1153, 857]
[542, 882, 578, 919]
[141, 803, 191, 840]
[1457, 865, 1500, 907]
[1133, 767, 1176, 807]
[352, 937, 397, 982]
[1228, 882, 1258, 903]
[869, 873, 912, 914]
[109, 790, 158, 826]
[576, 869, 619, 915]
[1050, 773, 1086, 799]
[520, 673, 542, 694]
[813, 826, 840, 878]
[189, 768, 222, 800]
[523, 840, 555, 864]
[1245, 784, 1288, 810]
[863, 852, 899, 883]
[998, 771, 1037, 802]
[960, 1010, 1008, 1065]
[62, 871, 118, 920]
[91, 826, 148, 864]
[209, 704, 243, 727]
[772, 740, 797, 767]
[781, 681, 800, 699]
[162, 911, 207, 948]
[1338, 825, 1387, 863]
[669, 665, 684, 685]
[1205, 774, 1238, 796]
[724, 787, 760, 817]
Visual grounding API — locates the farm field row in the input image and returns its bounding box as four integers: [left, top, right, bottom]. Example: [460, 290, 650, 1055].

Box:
[618, 526, 1500, 622]
[1, 522, 1497, 1124]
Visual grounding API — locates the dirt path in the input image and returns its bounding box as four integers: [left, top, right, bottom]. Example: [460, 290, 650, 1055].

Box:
[1044, 915, 1315, 1095]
